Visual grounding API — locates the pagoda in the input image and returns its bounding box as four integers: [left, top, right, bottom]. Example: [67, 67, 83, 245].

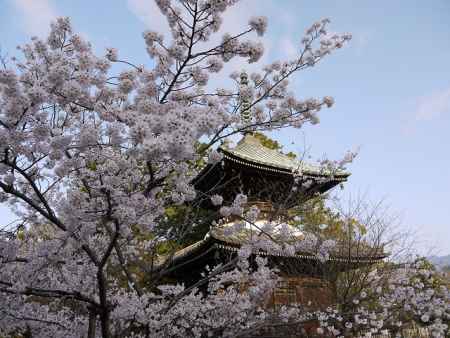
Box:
[154, 133, 386, 310]
[153, 72, 386, 317]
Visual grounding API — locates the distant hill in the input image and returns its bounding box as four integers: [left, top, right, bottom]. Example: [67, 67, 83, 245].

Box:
[428, 255, 450, 269]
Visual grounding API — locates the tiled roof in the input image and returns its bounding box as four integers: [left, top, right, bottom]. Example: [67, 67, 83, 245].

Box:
[220, 134, 349, 178]
[209, 226, 386, 261]
[154, 224, 386, 270]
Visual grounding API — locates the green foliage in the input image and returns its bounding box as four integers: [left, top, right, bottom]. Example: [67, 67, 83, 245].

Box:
[289, 195, 366, 241]
[253, 132, 283, 150]
[414, 258, 450, 290]
[194, 141, 209, 168]
[86, 161, 97, 171]
[163, 205, 217, 247]
[285, 151, 297, 159]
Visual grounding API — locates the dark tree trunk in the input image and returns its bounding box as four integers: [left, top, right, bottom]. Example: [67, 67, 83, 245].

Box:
[88, 309, 97, 338]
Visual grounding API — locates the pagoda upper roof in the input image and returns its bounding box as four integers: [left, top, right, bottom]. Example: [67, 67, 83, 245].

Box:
[220, 134, 350, 178]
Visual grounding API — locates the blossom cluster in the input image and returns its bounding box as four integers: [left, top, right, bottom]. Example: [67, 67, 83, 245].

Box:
[315, 260, 450, 337]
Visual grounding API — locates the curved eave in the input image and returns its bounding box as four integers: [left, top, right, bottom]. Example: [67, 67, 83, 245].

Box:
[152, 238, 212, 271]
[210, 233, 386, 263]
[220, 148, 350, 181]
[215, 243, 386, 264]
[153, 235, 387, 273]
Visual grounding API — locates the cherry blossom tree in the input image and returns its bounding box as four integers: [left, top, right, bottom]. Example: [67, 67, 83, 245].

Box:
[296, 195, 450, 337]
[0, 1, 448, 337]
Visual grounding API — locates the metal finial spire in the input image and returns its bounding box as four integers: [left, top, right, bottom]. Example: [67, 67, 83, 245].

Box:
[239, 70, 252, 126]
[240, 70, 248, 86]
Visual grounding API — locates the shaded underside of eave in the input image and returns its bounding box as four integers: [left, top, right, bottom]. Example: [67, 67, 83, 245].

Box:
[213, 242, 387, 264]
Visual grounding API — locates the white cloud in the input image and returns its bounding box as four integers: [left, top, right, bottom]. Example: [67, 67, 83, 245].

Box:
[402, 87, 450, 136]
[126, 0, 170, 35]
[12, 0, 58, 37]
[126, 0, 275, 89]
[127, 0, 271, 36]
[414, 88, 450, 121]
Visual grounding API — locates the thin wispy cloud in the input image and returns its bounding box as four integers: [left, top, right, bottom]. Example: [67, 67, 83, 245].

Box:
[126, 0, 170, 35]
[12, 0, 58, 37]
[355, 31, 370, 56]
[415, 88, 450, 121]
[402, 87, 450, 135]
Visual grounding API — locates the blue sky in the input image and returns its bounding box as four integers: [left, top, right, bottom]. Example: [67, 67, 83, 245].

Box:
[1, 0, 449, 255]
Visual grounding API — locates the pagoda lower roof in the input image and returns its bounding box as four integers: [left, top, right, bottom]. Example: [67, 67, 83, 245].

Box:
[154, 225, 387, 271]
[220, 134, 350, 178]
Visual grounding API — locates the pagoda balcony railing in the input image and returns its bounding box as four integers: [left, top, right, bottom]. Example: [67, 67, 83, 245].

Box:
[220, 201, 290, 225]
